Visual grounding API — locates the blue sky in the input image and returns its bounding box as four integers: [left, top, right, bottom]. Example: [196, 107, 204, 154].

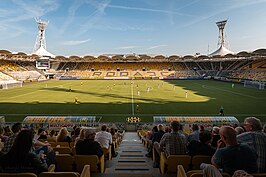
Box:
[0, 0, 266, 56]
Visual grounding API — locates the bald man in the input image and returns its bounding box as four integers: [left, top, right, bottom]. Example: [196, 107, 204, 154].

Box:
[211, 126, 257, 175]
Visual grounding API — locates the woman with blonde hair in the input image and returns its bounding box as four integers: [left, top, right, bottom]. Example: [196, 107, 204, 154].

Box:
[56, 127, 71, 142]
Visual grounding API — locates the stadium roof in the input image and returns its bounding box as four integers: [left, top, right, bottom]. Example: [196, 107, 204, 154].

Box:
[209, 45, 233, 56]
[32, 46, 55, 58]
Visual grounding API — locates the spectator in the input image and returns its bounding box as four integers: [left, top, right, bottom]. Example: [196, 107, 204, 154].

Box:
[56, 127, 71, 142]
[187, 130, 216, 156]
[212, 126, 257, 175]
[1, 123, 22, 154]
[95, 124, 117, 157]
[235, 126, 245, 135]
[237, 117, 266, 173]
[0, 126, 8, 142]
[188, 124, 200, 143]
[263, 124, 266, 134]
[75, 127, 103, 158]
[0, 129, 47, 174]
[153, 121, 187, 168]
[211, 126, 220, 148]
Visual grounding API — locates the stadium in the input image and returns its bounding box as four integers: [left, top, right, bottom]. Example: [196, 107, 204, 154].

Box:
[0, 2, 266, 176]
[0, 19, 265, 124]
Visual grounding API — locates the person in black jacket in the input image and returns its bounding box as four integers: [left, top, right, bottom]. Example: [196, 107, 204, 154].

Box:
[0, 129, 48, 174]
[75, 127, 103, 158]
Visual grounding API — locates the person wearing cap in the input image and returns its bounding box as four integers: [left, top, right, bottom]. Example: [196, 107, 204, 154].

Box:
[75, 127, 103, 158]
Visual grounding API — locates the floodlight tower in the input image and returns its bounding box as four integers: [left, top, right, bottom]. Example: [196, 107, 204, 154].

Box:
[216, 20, 227, 47]
[34, 18, 49, 52]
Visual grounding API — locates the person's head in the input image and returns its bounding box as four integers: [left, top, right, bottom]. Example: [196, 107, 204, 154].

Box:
[11, 123, 22, 134]
[212, 126, 220, 135]
[110, 128, 115, 135]
[171, 121, 180, 132]
[38, 128, 45, 135]
[152, 126, 158, 132]
[219, 126, 237, 146]
[192, 124, 199, 131]
[49, 130, 56, 136]
[84, 127, 96, 140]
[235, 126, 245, 135]
[101, 125, 107, 131]
[158, 124, 164, 132]
[74, 127, 81, 136]
[58, 127, 68, 137]
[8, 129, 34, 160]
[199, 130, 212, 144]
[243, 117, 262, 131]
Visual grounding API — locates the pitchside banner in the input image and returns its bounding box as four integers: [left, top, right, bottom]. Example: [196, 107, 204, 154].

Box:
[153, 116, 239, 125]
[23, 116, 96, 129]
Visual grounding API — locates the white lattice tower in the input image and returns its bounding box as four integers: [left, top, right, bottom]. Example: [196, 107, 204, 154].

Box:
[216, 20, 227, 47]
[34, 18, 49, 52]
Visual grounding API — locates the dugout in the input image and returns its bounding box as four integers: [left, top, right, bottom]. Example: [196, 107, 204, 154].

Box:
[23, 116, 96, 130]
[153, 116, 239, 133]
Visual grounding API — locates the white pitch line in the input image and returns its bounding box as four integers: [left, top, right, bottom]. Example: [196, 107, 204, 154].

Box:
[7, 82, 73, 99]
[200, 84, 261, 99]
[131, 80, 135, 115]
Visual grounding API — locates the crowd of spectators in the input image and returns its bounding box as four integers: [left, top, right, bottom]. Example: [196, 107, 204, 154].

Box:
[143, 117, 266, 176]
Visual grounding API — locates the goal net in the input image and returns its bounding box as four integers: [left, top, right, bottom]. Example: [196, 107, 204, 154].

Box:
[243, 80, 265, 90]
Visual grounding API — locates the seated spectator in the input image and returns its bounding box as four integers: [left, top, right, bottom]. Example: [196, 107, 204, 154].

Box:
[212, 126, 257, 175]
[75, 127, 103, 158]
[153, 121, 187, 168]
[211, 126, 220, 148]
[263, 124, 266, 134]
[56, 127, 71, 142]
[0, 129, 48, 174]
[237, 117, 266, 173]
[188, 124, 200, 143]
[71, 127, 81, 142]
[37, 128, 48, 141]
[1, 123, 22, 154]
[95, 124, 117, 157]
[187, 130, 216, 156]
[0, 126, 8, 142]
[235, 126, 245, 135]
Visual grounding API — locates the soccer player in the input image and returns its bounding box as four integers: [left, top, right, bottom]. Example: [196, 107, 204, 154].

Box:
[75, 96, 78, 104]
[136, 104, 139, 113]
[231, 83, 234, 88]
[219, 106, 224, 116]
[185, 91, 188, 98]
[138, 90, 140, 96]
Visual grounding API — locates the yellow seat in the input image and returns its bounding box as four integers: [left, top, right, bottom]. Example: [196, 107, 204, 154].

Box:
[74, 155, 104, 173]
[191, 155, 212, 170]
[56, 154, 74, 172]
[53, 147, 72, 154]
[177, 165, 187, 177]
[39, 165, 90, 177]
[55, 142, 71, 148]
[102, 146, 112, 160]
[186, 170, 231, 177]
[160, 152, 191, 174]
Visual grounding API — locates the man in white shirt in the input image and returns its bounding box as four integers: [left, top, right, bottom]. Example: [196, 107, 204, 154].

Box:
[95, 125, 117, 157]
[95, 125, 112, 149]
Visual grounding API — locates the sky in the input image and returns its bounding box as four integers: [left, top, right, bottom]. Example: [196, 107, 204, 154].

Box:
[0, 0, 266, 56]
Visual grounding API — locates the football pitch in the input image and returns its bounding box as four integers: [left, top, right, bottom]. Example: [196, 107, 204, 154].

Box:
[0, 79, 265, 123]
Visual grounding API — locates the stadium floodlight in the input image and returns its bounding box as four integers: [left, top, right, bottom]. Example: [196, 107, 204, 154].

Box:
[216, 20, 227, 47]
[34, 18, 49, 52]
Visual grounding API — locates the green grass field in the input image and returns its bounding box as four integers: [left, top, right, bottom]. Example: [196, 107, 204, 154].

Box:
[0, 79, 265, 123]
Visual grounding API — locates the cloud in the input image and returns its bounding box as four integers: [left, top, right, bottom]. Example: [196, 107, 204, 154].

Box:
[61, 38, 91, 46]
[108, 4, 196, 17]
[179, 0, 266, 29]
[146, 45, 167, 50]
[115, 46, 139, 49]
